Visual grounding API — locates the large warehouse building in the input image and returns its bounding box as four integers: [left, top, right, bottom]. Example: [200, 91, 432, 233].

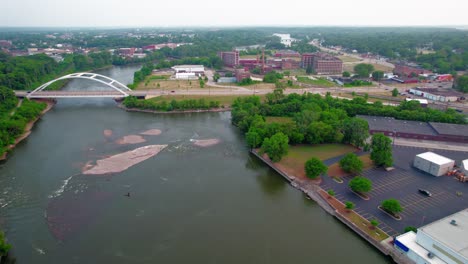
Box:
[359, 115, 468, 143]
[395, 208, 468, 264]
[413, 152, 455, 177]
[171, 65, 205, 79]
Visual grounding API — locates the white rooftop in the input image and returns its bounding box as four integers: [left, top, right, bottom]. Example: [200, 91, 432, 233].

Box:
[462, 159, 468, 170]
[416, 152, 455, 165]
[171, 65, 204, 68]
[406, 98, 429, 104]
[419, 208, 468, 259]
[396, 232, 446, 264]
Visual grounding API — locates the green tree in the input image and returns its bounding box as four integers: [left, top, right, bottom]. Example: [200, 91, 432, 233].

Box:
[261, 132, 289, 162]
[372, 71, 384, 81]
[305, 157, 328, 179]
[283, 71, 291, 77]
[370, 133, 393, 167]
[342, 71, 351, 77]
[306, 121, 335, 144]
[381, 199, 403, 215]
[392, 88, 399, 97]
[348, 176, 372, 193]
[345, 201, 355, 210]
[342, 117, 369, 148]
[404, 226, 417, 233]
[339, 153, 364, 174]
[354, 63, 375, 78]
[0, 231, 11, 257]
[455, 75, 468, 93]
[327, 189, 335, 197]
[370, 219, 379, 228]
[246, 130, 262, 148]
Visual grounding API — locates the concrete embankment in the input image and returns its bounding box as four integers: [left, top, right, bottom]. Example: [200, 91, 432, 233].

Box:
[0, 99, 56, 161]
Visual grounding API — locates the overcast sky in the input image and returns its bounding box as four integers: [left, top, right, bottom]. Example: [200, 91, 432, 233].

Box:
[2, 0, 468, 27]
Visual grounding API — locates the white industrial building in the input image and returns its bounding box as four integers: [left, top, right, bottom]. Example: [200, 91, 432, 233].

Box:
[413, 152, 455, 177]
[171, 65, 205, 80]
[462, 159, 468, 175]
[394, 208, 468, 264]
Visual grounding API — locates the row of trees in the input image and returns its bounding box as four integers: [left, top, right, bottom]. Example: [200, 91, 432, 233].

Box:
[0, 87, 46, 155]
[122, 96, 221, 112]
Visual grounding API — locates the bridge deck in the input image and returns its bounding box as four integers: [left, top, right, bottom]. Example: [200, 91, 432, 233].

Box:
[14, 91, 147, 98]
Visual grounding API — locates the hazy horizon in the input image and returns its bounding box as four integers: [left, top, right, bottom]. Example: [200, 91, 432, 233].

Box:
[2, 0, 468, 28]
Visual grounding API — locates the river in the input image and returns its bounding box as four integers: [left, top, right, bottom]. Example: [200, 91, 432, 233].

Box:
[0, 65, 391, 263]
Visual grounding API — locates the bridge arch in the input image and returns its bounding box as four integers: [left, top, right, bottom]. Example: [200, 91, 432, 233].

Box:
[27, 72, 132, 98]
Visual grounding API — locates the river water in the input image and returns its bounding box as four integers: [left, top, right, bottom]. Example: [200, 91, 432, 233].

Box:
[0, 65, 391, 263]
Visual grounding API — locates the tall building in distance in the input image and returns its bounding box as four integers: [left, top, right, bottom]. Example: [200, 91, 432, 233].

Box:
[218, 50, 239, 67]
[301, 52, 343, 75]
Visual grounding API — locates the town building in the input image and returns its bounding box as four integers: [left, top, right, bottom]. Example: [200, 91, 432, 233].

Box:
[409, 88, 464, 102]
[394, 62, 432, 77]
[274, 50, 301, 58]
[394, 208, 468, 264]
[273, 34, 295, 47]
[235, 69, 251, 82]
[171, 65, 205, 79]
[413, 152, 455, 176]
[218, 50, 239, 67]
[301, 53, 343, 75]
[358, 115, 468, 143]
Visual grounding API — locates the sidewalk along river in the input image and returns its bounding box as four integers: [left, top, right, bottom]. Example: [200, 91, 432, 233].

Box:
[0, 65, 392, 263]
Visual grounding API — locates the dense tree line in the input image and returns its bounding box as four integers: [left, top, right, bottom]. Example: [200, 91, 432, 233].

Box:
[122, 96, 221, 112]
[232, 90, 466, 160]
[0, 86, 46, 155]
[0, 51, 113, 90]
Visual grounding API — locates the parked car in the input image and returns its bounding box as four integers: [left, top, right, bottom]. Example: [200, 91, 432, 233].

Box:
[418, 189, 432, 197]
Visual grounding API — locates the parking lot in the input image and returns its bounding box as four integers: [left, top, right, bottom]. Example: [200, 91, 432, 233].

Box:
[321, 145, 468, 237]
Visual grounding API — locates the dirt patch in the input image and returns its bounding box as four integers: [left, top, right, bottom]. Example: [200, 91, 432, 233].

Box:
[327, 163, 349, 177]
[140, 129, 162, 136]
[192, 138, 221, 147]
[83, 145, 167, 175]
[103, 129, 113, 137]
[115, 135, 146, 145]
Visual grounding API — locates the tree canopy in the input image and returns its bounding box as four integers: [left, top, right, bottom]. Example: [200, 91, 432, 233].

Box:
[261, 132, 289, 162]
[305, 157, 328, 179]
[348, 176, 372, 193]
[381, 199, 403, 215]
[339, 153, 364, 174]
[354, 63, 374, 78]
[370, 133, 393, 167]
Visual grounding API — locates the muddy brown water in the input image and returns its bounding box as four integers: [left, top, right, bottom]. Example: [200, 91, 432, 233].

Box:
[0, 65, 391, 263]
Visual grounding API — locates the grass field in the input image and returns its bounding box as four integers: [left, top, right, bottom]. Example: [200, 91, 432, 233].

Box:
[338, 55, 362, 63]
[275, 144, 357, 179]
[265, 116, 294, 124]
[296, 76, 336, 87]
[327, 154, 373, 177]
[148, 94, 266, 107]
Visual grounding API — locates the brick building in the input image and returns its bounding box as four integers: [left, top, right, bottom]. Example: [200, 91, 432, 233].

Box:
[301, 53, 343, 74]
[394, 63, 432, 77]
[218, 51, 239, 67]
[235, 69, 251, 82]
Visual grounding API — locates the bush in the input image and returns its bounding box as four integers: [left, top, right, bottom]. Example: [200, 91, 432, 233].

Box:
[305, 157, 328, 179]
[381, 199, 402, 215]
[345, 201, 355, 210]
[0, 231, 11, 257]
[327, 189, 335, 197]
[404, 226, 417, 233]
[348, 176, 372, 193]
[370, 219, 379, 228]
[339, 153, 364, 174]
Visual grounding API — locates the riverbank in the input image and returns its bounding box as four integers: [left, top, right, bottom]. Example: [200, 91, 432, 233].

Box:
[0, 100, 56, 161]
[117, 103, 231, 114]
[250, 149, 409, 264]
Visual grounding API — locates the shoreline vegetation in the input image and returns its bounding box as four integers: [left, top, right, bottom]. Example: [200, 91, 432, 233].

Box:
[120, 96, 229, 113]
[0, 99, 55, 161]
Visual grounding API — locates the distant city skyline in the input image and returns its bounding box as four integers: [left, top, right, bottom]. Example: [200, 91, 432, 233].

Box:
[2, 0, 468, 27]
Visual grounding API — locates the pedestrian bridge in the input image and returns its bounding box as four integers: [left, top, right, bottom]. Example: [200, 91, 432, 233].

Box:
[15, 72, 146, 99]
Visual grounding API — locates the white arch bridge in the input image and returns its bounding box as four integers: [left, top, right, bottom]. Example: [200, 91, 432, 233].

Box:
[14, 72, 147, 99]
